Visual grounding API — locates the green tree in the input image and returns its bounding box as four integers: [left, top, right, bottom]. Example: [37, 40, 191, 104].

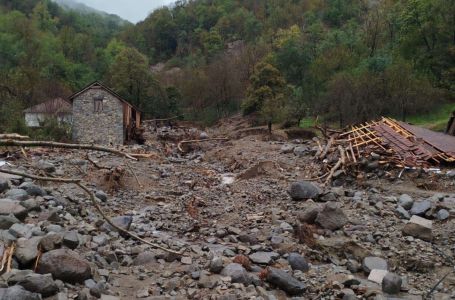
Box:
[243, 61, 288, 132]
[107, 47, 152, 109]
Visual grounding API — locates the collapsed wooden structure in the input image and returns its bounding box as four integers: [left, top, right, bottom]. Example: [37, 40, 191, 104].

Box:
[336, 117, 455, 168]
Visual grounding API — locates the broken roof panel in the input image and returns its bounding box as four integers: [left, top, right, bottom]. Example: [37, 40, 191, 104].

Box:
[338, 117, 455, 167]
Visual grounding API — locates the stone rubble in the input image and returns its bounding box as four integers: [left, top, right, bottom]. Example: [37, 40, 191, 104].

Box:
[0, 120, 452, 299]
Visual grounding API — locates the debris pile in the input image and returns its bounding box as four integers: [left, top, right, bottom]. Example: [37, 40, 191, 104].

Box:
[336, 117, 455, 168]
[0, 116, 453, 299]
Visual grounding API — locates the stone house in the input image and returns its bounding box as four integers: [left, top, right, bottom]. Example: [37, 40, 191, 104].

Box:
[69, 81, 141, 145]
[23, 98, 72, 127]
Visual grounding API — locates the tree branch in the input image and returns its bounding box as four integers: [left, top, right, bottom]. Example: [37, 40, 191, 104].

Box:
[0, 140, 137, 160]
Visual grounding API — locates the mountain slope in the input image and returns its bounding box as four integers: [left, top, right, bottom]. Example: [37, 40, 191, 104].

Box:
[52, 0, 129, 25]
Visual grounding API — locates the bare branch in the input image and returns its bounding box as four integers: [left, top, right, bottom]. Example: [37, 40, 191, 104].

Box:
[0, 140, 137, 160]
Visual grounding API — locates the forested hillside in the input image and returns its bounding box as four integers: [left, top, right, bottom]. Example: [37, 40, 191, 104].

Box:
[1, 0, 454, 133]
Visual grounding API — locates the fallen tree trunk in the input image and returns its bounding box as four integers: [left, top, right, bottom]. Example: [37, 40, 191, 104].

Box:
[0, 168, 183, 255]
[0, 134, 29, 140]
[0, 140, 137, 160]
[177, 137, 229, 153]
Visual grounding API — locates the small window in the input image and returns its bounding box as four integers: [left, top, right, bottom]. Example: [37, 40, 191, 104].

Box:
[93, 95, 104, 112]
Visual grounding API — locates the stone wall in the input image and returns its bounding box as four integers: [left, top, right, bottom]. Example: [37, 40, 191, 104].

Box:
[72, 88, 124, 145]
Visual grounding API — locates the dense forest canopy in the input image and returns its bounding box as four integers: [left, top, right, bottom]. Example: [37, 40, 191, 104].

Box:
[0, 0, 454, 134]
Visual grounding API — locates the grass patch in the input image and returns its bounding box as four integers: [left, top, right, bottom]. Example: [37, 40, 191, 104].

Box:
[406, 103, 455, 131]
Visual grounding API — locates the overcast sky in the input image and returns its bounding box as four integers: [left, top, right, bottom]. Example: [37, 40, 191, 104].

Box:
[77, 0, 175, 23]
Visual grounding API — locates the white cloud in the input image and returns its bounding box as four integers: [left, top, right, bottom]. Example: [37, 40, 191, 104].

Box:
[77, 0, 174, 23]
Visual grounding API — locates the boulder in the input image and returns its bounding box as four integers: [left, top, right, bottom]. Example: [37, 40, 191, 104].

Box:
[288, 181, 321, 200]
[0, 179, 9, 193]
[36, 160, 56, 173]
[102, 216, 132, 232]
[95, 190, 108, 202]
[0, 215, 20, 230]
[15, 237, 42, 265]
[398, 194, 413, 210]
[17, 273, 58, 297]
[395, 206, 410, 219]
[249, 251, 279, 265]
[0, 285, 41, 300]
[382, 272, 402, 295]
[62, 231, 79, 249]
[265, 267, 305, 295]
[410, 200, 432, 216]
[209, 257, 224, 274]
[9, 223, 33, 238]
[287, 253, 310, 272]
[402, 215, 433, 241]
[362, 256, 388, 274]
[298, 205, 321, 224]
[315, 202, 348, 230]
[293, 146, 308, 157]
[0, 199, 28, 219]
[221, 263, 250, 284]
[132, 251, 156, 266]
[36, 249, 91, 283]
[5, 189, 29, 201]
[19, 182, 46, 197]
[436, 209, 449, 221]
[39, 232, 63, 251]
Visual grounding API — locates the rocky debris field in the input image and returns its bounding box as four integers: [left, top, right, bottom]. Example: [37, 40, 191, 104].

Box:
[0, 122, 454, 300]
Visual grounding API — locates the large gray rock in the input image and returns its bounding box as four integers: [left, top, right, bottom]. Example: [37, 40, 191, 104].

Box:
[0, 285, 41, 300]
[221, 263, 250, 284]
[265, 267, 305, 296]
[382, 272, 402, 295]
[289, 181, 321, 200]
[436, 209, 449, 221]
[39, 232, 63, 251]
[19, 182, 46, 197]
[36, 249, 91, 283]
[297, 205, 321, 224]
[209, 257, 224, 274]
[0, 215, 20, 229]
[362, 257, 388, 274]
[132, 251, 156, 266]
[402, 215, 433, 241]
[398, 194, 413, 210]
[315, 202, 348, 230]
[395, 206, 410, 219]
[0, 199, 28, 219]
[249, 251, 279, 265]
[287, 253, 310, 272]
[410, 200, 432, 216]
[0, 179, 9, 193]
[36, 160, 56, 173]
[95, 190, 108, 202]
[15, 237, 42, 265]
[5, 189, 29, 201]
[102, 216, 132, 232]
[17, 273, 58, 297]
[9, 223, 33, 238]
[62, 231, 79, 249]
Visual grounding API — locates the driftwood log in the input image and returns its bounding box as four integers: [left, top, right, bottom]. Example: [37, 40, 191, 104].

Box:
[177, 137, 229, 153]
[0, 140, 137, 160]
[0, 134, 29, 140]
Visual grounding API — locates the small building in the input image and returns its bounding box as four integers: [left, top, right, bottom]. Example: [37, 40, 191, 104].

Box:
[23, 98, 72, 127]
[69, 81, 141, 145]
